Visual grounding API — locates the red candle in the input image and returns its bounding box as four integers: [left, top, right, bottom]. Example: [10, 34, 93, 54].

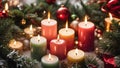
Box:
[41, 12, 57, 49]
[50, 35, 67, 60]
[78, 16, 95, 52]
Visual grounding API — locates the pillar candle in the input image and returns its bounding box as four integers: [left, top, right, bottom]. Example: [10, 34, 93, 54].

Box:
[78, 16, 95, 52]
[50, 35, 67, 60]
[41, 12, 57, 49]
[41, 54, 59, 68]
[24, 25, 36, 37]
[105, 13, 113, 32]
[105, 13, 120, 32]
[59, 21, 75, 51]
[67, 48, 85, 63]
[30, 35, 47, 61]
[9, 39, 23, 53]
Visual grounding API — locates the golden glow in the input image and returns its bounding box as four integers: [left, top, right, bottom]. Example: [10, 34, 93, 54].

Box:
[109, 13, 113, 20]
[48, 12, 50, 21]
[84, 15, 88, 24]
[75, 41, 78, 45]
[30, 25, 33, 31]
[65, 20, 68, 31]
[5, 3, 9, 11]
[21, 19, 26, 25]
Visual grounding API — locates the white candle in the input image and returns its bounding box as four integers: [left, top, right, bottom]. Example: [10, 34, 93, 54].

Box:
[67, 48, 85, 63]
[41, 54, 59, 68]
[30, 35, 47, 61]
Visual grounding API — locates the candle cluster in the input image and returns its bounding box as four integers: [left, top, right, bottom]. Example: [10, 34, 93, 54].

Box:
[9, 12, 96, 68]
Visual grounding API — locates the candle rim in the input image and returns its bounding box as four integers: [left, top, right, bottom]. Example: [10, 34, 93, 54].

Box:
[41, 54, 59, 64]
[78, 21, 94, 29]
[30, 36, 47, 45]
[9, 40, 23, 49]
[41, 19, 57, 26]
[59, 28, 75, 36]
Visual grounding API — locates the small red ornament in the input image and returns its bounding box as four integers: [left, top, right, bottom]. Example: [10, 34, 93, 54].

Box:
[56, 5, 70, 21]
[46, 0, 56, 4]
[102, 0, 120, 18]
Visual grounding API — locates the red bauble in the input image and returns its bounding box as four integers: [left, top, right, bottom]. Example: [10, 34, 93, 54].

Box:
[56, 5, 70, 21]
[102, 0, 120, 18]
[46, 0, 56, 4]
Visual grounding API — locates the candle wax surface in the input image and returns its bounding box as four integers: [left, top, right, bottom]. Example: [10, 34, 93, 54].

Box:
[9, 41, 23, 50]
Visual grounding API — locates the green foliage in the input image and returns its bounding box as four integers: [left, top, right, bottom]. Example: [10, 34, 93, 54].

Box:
[98, 19, 120, 55]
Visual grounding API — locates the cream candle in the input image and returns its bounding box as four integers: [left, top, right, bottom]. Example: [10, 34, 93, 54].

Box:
[67, 48, 85, 63]
[59, 21, 75, 51]
[24, 25, 36, 37]
[78, 16, 95, 52]
[50, 35, 67, 60]
[30, 35, 47, 61]
[41, 54, 59, 68]
[9, 39, 23, 52]
[41, 12, 57, 49]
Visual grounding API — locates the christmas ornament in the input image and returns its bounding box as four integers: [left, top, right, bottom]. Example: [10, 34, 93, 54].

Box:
[16, 37, 30, 50]
[71, 14, 77, 20]
[102, 0, 120, 18]
[70, 18, 80, 32]
[56, 5, 70, 21]
[103, 54, 117, 68]
[46, 0, 56, 4]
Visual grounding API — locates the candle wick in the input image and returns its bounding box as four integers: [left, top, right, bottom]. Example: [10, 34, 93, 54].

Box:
[75, 53, 78, 56]
[85, 23, 87, 26]
[38, 40, 40, 42]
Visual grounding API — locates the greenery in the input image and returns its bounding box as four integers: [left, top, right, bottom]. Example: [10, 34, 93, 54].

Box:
[0, 0, 120, 68]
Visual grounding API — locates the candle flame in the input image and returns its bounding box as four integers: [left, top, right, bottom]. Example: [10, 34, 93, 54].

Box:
[75, 48, 78, 56]
[30, 25, 33, 31]
[48, 53, 52, 61]
[13, 40, 16, 46]
[84, 15, 88, 24]
[109, 13, 113, 20]
[48, 12, 50, 21]
[65, 20, 68, 31]
[5, 3, 9, 11]
[37, 35, 40, 41]
[57, 34, 60, 41]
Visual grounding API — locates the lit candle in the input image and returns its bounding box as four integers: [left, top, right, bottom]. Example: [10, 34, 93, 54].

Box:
[67, 48, 85, 63]
[41, 54, 59, 68]
[4, 3, 9, 12]
[78, 16, 95, 52]
[24, 25, 36, 37]
[105, 13, 113, 32]
[50, 35, 67, 60]
[8, 0, 19, 6]
[9, 39, 23, 52]
[41, 12, 57, 49]
[59, 21, 75, 51]
[30, 35, 47, 61]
